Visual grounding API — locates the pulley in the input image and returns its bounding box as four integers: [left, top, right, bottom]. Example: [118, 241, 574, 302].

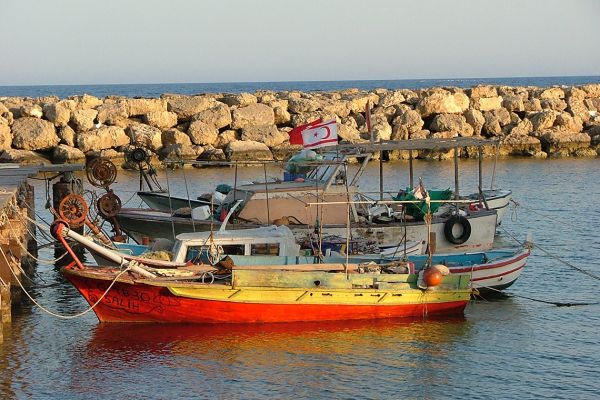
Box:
[57, 194, 89, 227]
[86, 158, 117, 188]
[97, 191, 122, 218]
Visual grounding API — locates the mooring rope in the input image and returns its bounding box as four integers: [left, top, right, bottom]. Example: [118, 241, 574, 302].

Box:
[499, 225, 600, 281]
[476, 286, 599, 307]
[0, 243, 132, 319]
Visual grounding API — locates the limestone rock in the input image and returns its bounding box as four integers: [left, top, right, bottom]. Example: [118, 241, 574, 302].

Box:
[20, 104, 43, 118]
[344, 93, 379, 114]
[417, 91, 469, 117]
[58, 125, 76, 147]
[499, 134, 543, 157]
[241, 125, 288, 147]
[162, 128, 193, 147]
[144, 111, 178, 129]
[581, 84, 600, 98]
[291, 112, 338, 127]
[502, 96, 525, 112]
[371, 119, 392, 141]
[77, 126, 130, 152]
[482, 112, 502, 136]
[469, 85, 498, 98]
[220, 93, 258, 107]
[338, 121, 362, 143]
[11, 117, 59, 150]
[71, 109, 98, 132]
[530, 111, 556, 131]
[231, 103, 275, 129]
[70, 94, 103, 109]
[288, 97, 320, 113]
[43, 100, 75, 126]
[430, 114, 474, 137]
[158, 144, 199, 161]
[540, 131, 591, 154]
[196, 146, 226, 163]
[127, 123, 163, 151]
[540, 98, 567, 112]
[127, 98, 166, 116]
[225, 140, 273, 161]
[462, 109, 484, 136]
[273, 105, 291, 125]
[52, 144, 86, 163]
[472, 96, 503, 112]
[167, 96, 215, 119]
[536, 87, 564, 100]
[0, 123, 11, 150]
[554, 113, 583, 132]
[378, 90, 406, 107]
[190, 102, 232, 129]
[523, 98, 542, 112]
[187, 120, 218, 146]
[270, 143, 303, 161]
[0, 149, 51, 165]
[392, 109, 424, 134]
[509, 119, 533, 136]
[214, 130, 238, 148]
[317, 98, 351, 118]
[96, 100, 129, 125]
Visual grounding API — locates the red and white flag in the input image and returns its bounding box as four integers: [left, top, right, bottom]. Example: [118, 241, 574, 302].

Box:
[301, 119, 338, 149]
[287, 118, 322, 145]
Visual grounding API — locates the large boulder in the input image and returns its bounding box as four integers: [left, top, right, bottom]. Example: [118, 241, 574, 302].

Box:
[11, 117, 59, 150]
[378, 90, 406, 107]
[464, 109, 485, 136]
[530, 110, 556, 131]
[231, 103, 275, 129]
[540, 98, 567, 112]
[127, 123, 163, 151]
[344, 92, 379, 114]
[220, 93, 257, 107]
[482, 112, 502, 136]
[499, 134, 544, 157]
[70, 94, 103, 109]
[225, 140, 273, 161]
[508, 119, 533, 136]
[0, 123, 11, 150]
[58, 125, 76, 147]
[126, 98, 166, 116]
[71, 109, 98, 132]
[582, 84, 600, 98]
[52, 144, 86, 163]
[161, 128, 193, 147]
[187, 120, 218, 146]
[167, 96, 215, 119]
[214, 130, 238, 148]
[143, 110, 178, 129]
[540, 131, 591, 155]
[416, 91, 469, 117]
[96, 100, 129, 125]
[391, 109, 424, 140]
[0, 149, 51, 165]
[429, 114, 474, 137]
[241, 125, 288, 147]
[190, 102, 232, 129]
[469, 85, 498, 98]
[77, 126, 130, 152]
[43, 100, 75, 126]
[502, 96, 525, 112]
[471, 96, 503, 112]
[20, 104, 44, 118]
[288, 97, 320, 113]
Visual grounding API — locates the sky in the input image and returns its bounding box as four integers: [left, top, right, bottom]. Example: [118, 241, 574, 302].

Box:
[1, 0, 599, 85]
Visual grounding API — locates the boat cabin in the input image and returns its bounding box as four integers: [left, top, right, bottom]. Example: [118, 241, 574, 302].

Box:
[170, 225, 301, 263]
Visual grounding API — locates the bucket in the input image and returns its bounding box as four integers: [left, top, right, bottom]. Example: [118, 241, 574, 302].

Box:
[191, 205, 211, 220]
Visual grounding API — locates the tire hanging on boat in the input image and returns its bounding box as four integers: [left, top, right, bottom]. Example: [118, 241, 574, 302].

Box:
[443, 215, 471, 244]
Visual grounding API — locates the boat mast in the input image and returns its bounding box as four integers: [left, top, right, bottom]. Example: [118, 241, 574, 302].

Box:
[454, 144, 459, 214]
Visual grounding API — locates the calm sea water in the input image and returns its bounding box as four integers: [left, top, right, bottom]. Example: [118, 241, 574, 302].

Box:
[1, 76, 600, 99]
[1, 157, 599, 399]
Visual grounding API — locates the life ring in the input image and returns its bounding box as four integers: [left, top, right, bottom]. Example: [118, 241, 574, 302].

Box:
[443, 215, 471, 244]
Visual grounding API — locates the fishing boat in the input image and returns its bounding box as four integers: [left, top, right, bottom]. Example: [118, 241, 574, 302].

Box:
[83, 223, 526, 293]
[53, 221, 472, 324]
[111, 138, 504, 254]
[136, 191, 212, 211]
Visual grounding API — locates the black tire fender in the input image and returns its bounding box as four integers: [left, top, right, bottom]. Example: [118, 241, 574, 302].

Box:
[444, 215, 471, 245]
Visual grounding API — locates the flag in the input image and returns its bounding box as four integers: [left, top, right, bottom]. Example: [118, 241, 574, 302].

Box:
[301, 119, 338, 149]
[288, 118, 322, 145]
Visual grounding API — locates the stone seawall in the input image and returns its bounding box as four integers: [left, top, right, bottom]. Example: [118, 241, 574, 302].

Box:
[1, 84, 599, 166]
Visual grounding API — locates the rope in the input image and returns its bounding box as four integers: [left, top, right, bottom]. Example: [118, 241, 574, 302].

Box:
[477, 286, 599, 307]
[499, 226, 600, 281]
[0, 243, 132, 319]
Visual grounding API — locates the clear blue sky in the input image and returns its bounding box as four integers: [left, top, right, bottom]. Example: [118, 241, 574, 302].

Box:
[1, 0, 599, 85]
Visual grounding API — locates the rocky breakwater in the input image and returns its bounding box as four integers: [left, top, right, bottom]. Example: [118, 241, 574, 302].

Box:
[1, 84, 599, 166]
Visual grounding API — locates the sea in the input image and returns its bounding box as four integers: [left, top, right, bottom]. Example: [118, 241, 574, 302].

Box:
[1, 78, 600, 399]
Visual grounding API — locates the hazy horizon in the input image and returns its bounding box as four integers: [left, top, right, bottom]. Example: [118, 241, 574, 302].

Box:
[2, 0, 599, 86]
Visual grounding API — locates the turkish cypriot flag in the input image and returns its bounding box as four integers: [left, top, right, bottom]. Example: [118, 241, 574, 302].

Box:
[301, 119, 338, 149]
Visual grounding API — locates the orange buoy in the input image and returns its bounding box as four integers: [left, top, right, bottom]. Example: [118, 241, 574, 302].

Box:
[423, 267, 443, 287]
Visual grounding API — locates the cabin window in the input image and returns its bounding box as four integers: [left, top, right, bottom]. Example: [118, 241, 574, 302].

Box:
[221, 244, 245, 255]
[185, 246, 209, 263]
[250, 243, 280, 255]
